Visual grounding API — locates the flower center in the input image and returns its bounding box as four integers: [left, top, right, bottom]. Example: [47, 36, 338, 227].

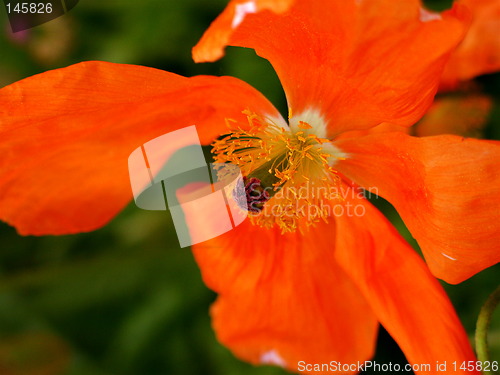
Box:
[212, 110, 343, 233]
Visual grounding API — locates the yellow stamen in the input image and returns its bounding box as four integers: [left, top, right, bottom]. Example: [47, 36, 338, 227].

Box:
[298, 121, 313, 129]
[212, 110, 343, 233]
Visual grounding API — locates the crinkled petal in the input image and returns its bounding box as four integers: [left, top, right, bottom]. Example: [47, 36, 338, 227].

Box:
[334, 192, 479, 374]
[335, 132, 500, 283]
[194, 0, 470, 134]
[0, 61, 280, 235]
[191, 218, 378, 374]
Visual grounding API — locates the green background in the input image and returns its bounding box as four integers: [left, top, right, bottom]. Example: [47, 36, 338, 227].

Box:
[0, 0, 499, 374]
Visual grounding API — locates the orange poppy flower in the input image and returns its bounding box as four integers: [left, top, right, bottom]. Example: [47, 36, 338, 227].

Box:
[195, 0, 499, 283]
[0, 0, 496, 373]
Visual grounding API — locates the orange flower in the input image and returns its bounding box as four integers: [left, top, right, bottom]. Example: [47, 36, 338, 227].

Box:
[0, 0, 496, 373]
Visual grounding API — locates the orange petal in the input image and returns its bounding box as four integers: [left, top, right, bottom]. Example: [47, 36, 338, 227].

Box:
[0, 61, 280, 235]
[194, 0, 470, 134]
[440, 0, 500, 90]
[415, 94, 493, 137]
[192, 0, 294, 63]
[191, 219, 378, 374]
[335, 132, 500, 283]
[334, 192, 479, 373]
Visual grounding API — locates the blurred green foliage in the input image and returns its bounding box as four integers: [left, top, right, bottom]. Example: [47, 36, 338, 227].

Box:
[0, 0, 499, 374]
